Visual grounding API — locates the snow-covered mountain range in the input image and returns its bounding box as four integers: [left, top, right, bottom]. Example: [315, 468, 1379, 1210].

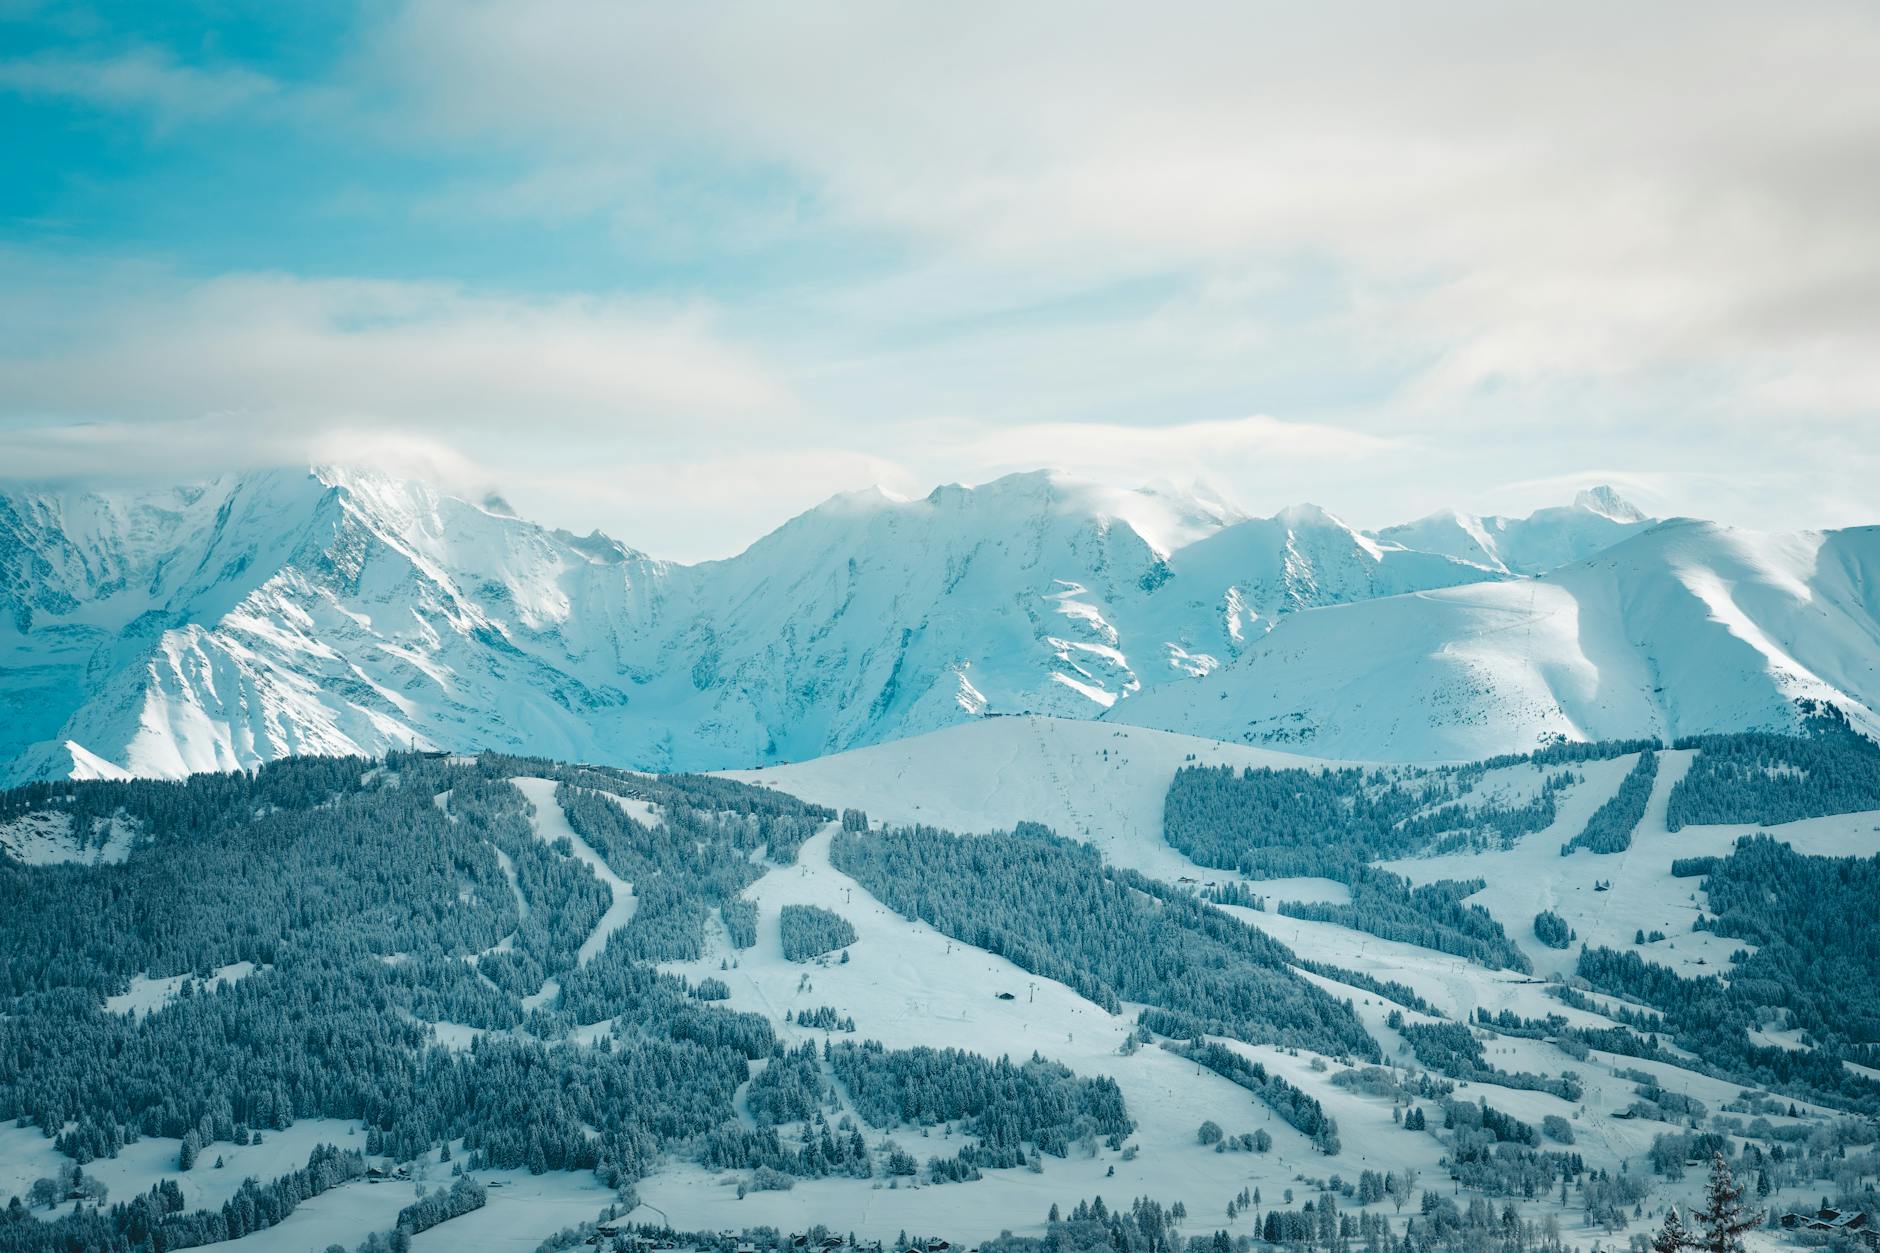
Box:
[3, 466, 1876, 782]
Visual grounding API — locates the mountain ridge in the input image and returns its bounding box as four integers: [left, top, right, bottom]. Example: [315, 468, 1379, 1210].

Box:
[1114, 515, 1880, 759]
[6, 465, 1872, 782]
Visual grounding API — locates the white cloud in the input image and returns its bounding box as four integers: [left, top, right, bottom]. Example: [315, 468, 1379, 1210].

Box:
[4, 4, 1878, 557]
[909, 413, 1395, 486]
[364, 0, 1880, 415]
[0, 45, 277, 126]
[0, 257, 825, 557]
[0, 259, 791, 437]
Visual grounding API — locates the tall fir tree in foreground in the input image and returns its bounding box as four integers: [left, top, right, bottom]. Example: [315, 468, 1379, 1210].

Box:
[1694, 1152, 1761, 1253]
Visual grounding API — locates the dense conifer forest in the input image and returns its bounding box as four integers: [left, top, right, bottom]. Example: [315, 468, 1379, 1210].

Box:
[1161, 761, 1571, 969]
[0, 755, 1138, 1250]
[1560, 749, 1657, 855]
[1575, 831, 1880, 1107]
[828, 822, 1378, 1060]
[778, 904, 858, 961]
[6, 719, 1880, 1249]
[1667, 708, 1880, 829]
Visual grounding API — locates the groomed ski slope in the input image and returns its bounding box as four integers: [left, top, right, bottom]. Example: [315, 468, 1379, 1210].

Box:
[706, 715, 1878, 1244]
[513, 776, 638, 967]
[634, 821, 1453, 1239]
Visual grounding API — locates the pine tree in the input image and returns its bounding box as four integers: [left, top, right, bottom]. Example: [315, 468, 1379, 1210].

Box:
[1694, 1153, 1761, 1253]
[1652, 1204, 1691, 1253]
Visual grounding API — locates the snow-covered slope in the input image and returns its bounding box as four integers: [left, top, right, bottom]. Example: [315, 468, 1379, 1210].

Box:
[0, 469, 1508, 782]
[1116, 519, 1880, 760]
[1374, 487, 1656, 575]
[1134, 502, 1497, 669]
[4, 468, 1874, 782]
[727, 715, 1341, 886]
[1, 468, 679, 780]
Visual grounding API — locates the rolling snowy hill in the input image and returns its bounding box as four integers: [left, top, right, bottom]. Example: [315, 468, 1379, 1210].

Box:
[3, 467, 1874, 782]
[1115, 518, 1880, 760]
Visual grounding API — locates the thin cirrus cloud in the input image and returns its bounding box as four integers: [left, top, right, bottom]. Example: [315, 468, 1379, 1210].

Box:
[0, 44, 278, 127]
[908, 414, 1396, 487]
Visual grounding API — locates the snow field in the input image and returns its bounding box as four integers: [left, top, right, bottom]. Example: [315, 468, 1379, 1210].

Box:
[637, 822, 1460, 1240]
[1388, 749, 1880, 980]
[728, 717, 1347, 899]
[104, 961, 262, 1018]
[715, 717, 1879, 1245]
[0, 808, 139, 865]
[0, 1119, 363, 1218]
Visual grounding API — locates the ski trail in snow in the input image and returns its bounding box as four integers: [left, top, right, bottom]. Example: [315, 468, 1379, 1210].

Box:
[511, 777, 638, 967]
[639, 822, 1464, 1240]
[438, 788, 530, 966]
[489, 845, 529, 923]
[1582, 749, 1694, 944]
[465, 844, 525, 966]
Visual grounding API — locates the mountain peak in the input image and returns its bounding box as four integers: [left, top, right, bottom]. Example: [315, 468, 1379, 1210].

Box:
[1272, 502, 1348, 531]
[1573, 484, 1647, 524]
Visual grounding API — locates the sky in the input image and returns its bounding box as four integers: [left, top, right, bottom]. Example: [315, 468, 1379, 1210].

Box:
[1, 1, 1877, 560]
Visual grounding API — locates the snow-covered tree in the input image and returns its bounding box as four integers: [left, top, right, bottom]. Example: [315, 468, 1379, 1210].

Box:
[1651, 1203, 1691, 1253]
[1694, 1153, 1761, 1253]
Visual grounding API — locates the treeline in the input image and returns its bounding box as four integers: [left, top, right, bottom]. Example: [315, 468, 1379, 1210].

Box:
[1561, 749, 1657, 855]
[1667, 709, 1880, 829]
[446, 775, 613, 1009]
[1164, 766, 1537, 970]
[827, 1039, 1131, 1156]
[1, 747, 1152, 1233]
[0, 755, 836, 1209]
[779, 905, 856, 961]
[1569, 828, 1880, 1112]
[699, 1115, 872, 1180]
[0, 1143, 363, 1253]
[1162, 763, 1558, 875]
[1577, 941, 1880, 1112]
[1170, 1040, 1340, 1153]
[395, 1175, 487, 1236]
[1, 759, 524, 1001]
[1277, 869, 1530, 972]
[1397, 1022, 1581, 1100]
[829, 822, 1377, 1060]
[1477, 738, 1661, 769]
[701, 1027, 1139, 1182]
[549, 761, 833, 862]
[1470, 1006, 1674, 1070]
[1684, 834, 1880, 1053]
[555, 780, 765, 963]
